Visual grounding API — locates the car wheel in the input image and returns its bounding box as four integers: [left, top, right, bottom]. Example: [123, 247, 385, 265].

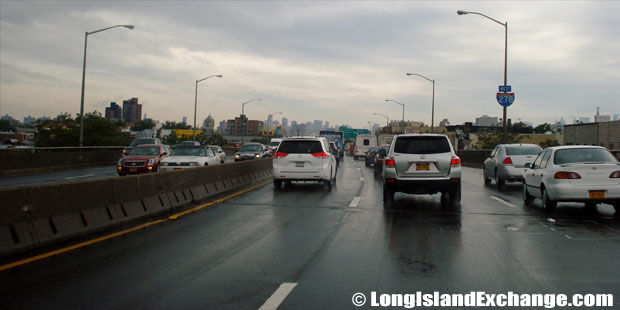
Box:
[443, 185, 461, 208]
[523, 182, 534, 205]
[495, 170, 504, 190]
[383, 187, 394, 204]
[614, 203, 620, 213]
[542, 187, 556, 212]
[273, 179, 282, 189]
[483, 167, 491, 185]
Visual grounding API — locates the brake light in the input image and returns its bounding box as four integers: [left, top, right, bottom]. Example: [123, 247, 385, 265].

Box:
[554, 171, 581, 179]
[502, 157, 513, 165]
[312, 152, 329, 158]
[450, 157, 461, 166]
[610, 171, 620, 178]
[385, 158, 395, 167]
[368, 154, 374, 158]
[274, 152, 288, 158]
[386, 178, 395, 183]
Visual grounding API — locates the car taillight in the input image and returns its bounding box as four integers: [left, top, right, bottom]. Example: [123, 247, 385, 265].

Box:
[312, 152, 329, 158]
[554, 171, 581, 179]
[450, 157, 461, 166]
[274, 152, 288, 158]
[368, 154, 374, 158]
[610, 171, 620, 178]
[502, 157, 513, 165]
[385, 158, 395, 167]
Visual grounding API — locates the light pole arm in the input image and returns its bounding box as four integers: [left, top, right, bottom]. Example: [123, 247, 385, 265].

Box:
[466, 12, 506, 26]
[87, 25, 134, 36]
[406, 73, 434, 83]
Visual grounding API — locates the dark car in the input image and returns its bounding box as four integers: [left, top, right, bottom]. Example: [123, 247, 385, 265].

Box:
[234, 143, 270, 162]
[123, 137, 163, 156]
[365, 146, 380, 167]
[117, 144, 171, 176]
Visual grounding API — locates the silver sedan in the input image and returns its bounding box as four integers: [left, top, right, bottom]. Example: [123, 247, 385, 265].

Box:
[483, 143, 542, 190]
[522, 146, 620, 212]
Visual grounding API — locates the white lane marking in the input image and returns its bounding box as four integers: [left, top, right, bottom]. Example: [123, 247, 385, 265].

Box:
[349, 196, 361, 208]
[565, 234, 572, 240]
[489, 196, 518, 208]
[360, 177, 364, 182]
[357, 168, 361, 171]
[64, 174, 95, 180]
[547, 218, 556, 223]
[549, 227, 556, 232]
[259, 282, 298, 310]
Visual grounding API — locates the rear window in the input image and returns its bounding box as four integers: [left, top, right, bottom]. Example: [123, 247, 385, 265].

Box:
[278, 140, 323, 154]
[171, 147, 206, 156]
[506, 145, 542, 155]
[554, 148, 618, 165]
[394, 136, 451, 154]
[363, 139, 370, 146]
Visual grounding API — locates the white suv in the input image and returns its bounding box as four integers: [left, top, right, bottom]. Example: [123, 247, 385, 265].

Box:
[380, 134, 462, 207]
[272, 137, 338, 189]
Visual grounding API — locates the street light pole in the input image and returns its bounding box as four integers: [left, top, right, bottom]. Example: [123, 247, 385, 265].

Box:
[406, 73, 435, 133]
[240, 98, 262, 143]
[373, 112, 389, 127]
[193, 75, 222, 141]
[267, 112, 282, 136]
[385, 99, 405, 133]
[79, 24, 134, 147]
[458, 10, 508, 143]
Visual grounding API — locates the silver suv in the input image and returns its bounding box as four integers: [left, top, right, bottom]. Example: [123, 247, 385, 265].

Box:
[379, 134, 462, 207]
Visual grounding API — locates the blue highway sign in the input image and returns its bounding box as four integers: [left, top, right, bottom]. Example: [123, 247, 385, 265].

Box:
[496, 92, 515, 107]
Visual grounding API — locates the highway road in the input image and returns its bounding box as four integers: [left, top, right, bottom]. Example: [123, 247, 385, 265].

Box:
[0, 158, 236, 188]
[1, 158, 619, 309]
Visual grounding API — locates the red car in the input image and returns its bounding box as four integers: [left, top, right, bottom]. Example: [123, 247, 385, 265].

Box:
[117, 144, 171, 176]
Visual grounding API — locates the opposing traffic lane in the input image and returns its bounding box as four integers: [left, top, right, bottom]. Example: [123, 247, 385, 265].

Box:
[1, 159, 618, 309]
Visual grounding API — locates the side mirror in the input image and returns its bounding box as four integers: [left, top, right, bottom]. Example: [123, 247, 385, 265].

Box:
[524, 163, 532, 168]
[378, 149, 387, 156]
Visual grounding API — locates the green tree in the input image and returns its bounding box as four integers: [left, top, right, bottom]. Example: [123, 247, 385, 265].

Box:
[36, 112, 130, 147]
[162, 121, 191, 130]
[202, 133, 228, 146]
[475, 133, 523, 149]
[539, 139, 560, 148]
[509, 122, 533, 134]
[0, 119, 16, 132]
[162, 133, 181, 146]
[131, 118, 156, 131]
[533, 123, 552, 134]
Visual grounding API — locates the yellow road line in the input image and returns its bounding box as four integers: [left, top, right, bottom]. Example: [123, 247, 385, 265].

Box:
[0, 180, 271, 272]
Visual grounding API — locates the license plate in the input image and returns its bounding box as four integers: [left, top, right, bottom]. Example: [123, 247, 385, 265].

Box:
[174, 168, 182, 171]
[295, 162, 305, 168]
[416, 163, 430, 171]
[129, 168, 137, 172]
[588, 191, 605, 199]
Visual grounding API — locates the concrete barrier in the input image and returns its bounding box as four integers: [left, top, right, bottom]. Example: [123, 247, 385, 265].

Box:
[0, 149, 123, 176]
[457, 150, 491, 168]
[0, 158, 273, 258]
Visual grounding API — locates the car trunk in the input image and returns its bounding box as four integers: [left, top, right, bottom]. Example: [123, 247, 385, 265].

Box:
[508, 155, 537, 168]
[392, 136, 453, 178]
[565, 164, 620, 186]
[275, 140, 324, 173]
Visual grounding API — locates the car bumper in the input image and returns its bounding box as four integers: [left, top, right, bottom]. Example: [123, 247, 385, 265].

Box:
[273, 169, 330, 182]
[159, 166, 198, 171]
[384, 177, 460, 195]
[498, 165, 528, 182]
[117, 166, 154, 174]
[546, 183, 620, 202]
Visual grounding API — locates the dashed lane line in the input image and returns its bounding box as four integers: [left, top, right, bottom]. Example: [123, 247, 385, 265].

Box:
[349, 196, 361, 208]
[259, 282, 298, 310]
[489, 196, 518, 208]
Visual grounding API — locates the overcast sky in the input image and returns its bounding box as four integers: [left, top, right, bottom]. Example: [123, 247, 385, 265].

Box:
[1, 1, 619, 128]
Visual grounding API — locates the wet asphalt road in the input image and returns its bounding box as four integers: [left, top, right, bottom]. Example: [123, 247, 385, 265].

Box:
[1, 157, 619, 309]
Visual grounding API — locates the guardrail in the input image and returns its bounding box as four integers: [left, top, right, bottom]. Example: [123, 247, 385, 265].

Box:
[0, 158, 273, 258]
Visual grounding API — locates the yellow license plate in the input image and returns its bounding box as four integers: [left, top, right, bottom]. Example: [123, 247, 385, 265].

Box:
[174, 168, 182, 171]
[129, 168, 137, 172]
[416, 163, 430, 171]
[588, 191, 605, 199]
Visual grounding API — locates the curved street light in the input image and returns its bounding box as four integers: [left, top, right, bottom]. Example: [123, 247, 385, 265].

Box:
[267, 112, 282, 135]
[458, 9, 508, 143]
[385, 99, 405, 133]
[373, 112, 389, 127]
[240, 98, 262, 142]
[79, 24, 134, 147]
[193, 75, 223, 141]
[406, 73, 435, 133]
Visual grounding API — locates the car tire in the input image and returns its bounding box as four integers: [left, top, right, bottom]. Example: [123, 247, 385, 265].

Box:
[614, 203, 620, 213]
[495, 170, 504, 190]
[523, 182, 534, 205]
[383, 187, 394, 204]
[483, 167, 491, 185]
[542, 187, 556, 212]
[444, 185, 461, 208]
[273, 179, 282, 189]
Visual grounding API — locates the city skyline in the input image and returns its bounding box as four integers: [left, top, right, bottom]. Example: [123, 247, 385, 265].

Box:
[1, 2, 619, 128]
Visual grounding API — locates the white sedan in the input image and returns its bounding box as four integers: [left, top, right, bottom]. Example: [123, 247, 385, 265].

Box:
[522, 145, 620, 212]
[159, 146, 220, 170]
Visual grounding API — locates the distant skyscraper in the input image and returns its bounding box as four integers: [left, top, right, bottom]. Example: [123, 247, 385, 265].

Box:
[23, 115, 35, 125]
[105, 102, 123, 120]
[182, 116, 187, 124]
[578, 117, 590, 123]
[122, 98, 141, 124]
[281, 117, 288, 129]
[202, 114, 215, 134]
[613, 114, 619, 121]
[314, 120, 323, 131]
[324, 121, 330, 129]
